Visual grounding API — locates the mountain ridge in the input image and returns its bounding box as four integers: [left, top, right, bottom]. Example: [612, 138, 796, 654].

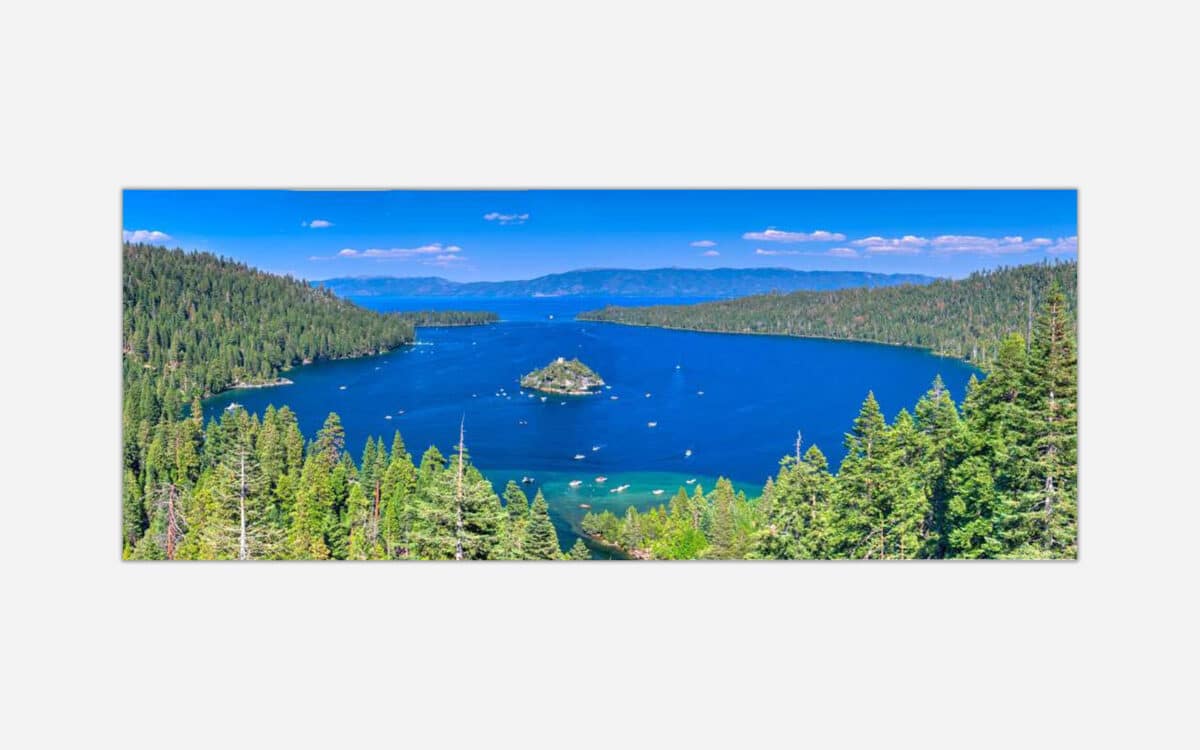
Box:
[315, 267, 938, 298]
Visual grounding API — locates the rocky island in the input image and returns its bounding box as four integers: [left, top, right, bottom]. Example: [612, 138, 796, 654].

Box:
[520, 357, 606, 395]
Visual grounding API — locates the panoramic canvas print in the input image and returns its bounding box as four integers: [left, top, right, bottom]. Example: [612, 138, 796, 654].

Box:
[121, 189, 1078, 560]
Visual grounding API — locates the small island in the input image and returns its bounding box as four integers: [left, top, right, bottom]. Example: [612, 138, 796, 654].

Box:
[520, 357, 605, 395]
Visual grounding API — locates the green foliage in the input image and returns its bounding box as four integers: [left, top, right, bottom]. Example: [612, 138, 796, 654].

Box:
[568, 539, 591, 560]
[523, 490, 562, 559]
[520, 357, 605, 394]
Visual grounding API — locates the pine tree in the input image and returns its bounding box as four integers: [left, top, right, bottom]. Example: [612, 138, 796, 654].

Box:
[499, 481, 531, 559]
[833, 392, 891, 558]
[1016, 281, 1078, 558]
[568, 538, 591, 560]
[757, 444, 833, 559]
[704, 478, 741, 559]
[290, 454, 332, 559]
[315, 412, 345, 469]
[913, 376, 964, 557]
[380, 448, 418, 557]
[884, 410, 933, 559]
[945, 455, 1004, 558]
[523, 490, 561, 559]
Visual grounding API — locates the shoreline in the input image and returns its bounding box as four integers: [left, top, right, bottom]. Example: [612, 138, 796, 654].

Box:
[228, 377, 294, 390]
[575, 316, 974, 364]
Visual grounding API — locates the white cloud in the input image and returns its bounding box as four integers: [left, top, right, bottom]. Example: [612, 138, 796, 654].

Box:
[326, 243, 463, 260]
[690, 239, 717, 248]
[302, 219, 334, 228]
[483, 212, 529, 225]
[427, 254, 466, 266]
[757, 247, 860, 258]
[929, 235, 1077, 255]
[701, 249, 720, 257]
[850, 235, 929, 254]
[123, 229, 172, 243]
[1046, 236, 1079, 254]
[845, 233, 1077, 256]
[743, 228, 846, 243]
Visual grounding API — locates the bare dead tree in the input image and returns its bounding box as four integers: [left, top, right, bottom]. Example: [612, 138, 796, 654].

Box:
[149, 482, 187, 560]
[238, 449, 248, 561]
[455, 415, 465, 561]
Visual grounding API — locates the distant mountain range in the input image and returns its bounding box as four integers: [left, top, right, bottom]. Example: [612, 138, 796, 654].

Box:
[315, 268, 937, 299]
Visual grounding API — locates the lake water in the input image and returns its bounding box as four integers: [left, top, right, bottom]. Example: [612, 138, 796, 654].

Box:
[204, 296, 978, 552]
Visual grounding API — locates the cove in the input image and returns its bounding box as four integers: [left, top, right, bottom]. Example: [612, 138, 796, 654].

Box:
[203, 296, 979, 549]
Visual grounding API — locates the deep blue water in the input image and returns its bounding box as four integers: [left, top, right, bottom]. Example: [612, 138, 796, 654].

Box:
[204, 296, 978, 549]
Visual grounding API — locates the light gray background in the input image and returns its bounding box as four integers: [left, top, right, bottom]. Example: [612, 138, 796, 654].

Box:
[2, 1, 1194, 748]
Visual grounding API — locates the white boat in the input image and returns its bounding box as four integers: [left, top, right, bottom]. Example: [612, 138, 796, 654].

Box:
[384, 415, 392, 420]
[697, 390, 705, 396]
[645, 392, 652, 398]
[521, 476, 535, 484]
[540, 396, 547, 402]
[591, 445, 601, 452]
[610, 395, 619, 400]
[595, 476, 607, 483]
[652, 489, 664, 496]
[225, 402, 241, 411]
[686, 478, 696, 485]
[339, 385, 347, 390]
[574, 454, 585, 460]
[604, 385, 612, 390]
[675, 364, 681, 369]
[647, 421, 657, 428]
[568, 480, 582, 487]
[684, 449, 692, 457]
[616, 484, 631, 492]
[397, 410, 404, 414]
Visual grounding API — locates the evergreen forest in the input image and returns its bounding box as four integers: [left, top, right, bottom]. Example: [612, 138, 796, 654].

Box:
[123, 244, 1076, 560]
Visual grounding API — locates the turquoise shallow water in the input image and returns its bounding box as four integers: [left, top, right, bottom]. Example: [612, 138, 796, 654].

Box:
[204, 295, 978, 551]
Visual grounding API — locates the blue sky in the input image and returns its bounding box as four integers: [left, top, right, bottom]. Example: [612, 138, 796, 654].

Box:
[122, 189, 1077, 281]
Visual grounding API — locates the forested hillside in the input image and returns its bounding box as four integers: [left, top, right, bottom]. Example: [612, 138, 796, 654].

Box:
[582, 284, 1077, 559]
[123, 243, 415, 409]
[580, 261, 1076, 366]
